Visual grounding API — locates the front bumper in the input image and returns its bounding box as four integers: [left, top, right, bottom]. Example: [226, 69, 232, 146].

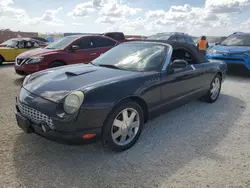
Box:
[15, 63, 41, 75]
[15, 87, 111, 144]
[16, 112, 102, 144]
[206, 54, 250, 70]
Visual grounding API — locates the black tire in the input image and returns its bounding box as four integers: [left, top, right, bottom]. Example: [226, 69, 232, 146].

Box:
[202, 74, 222, 103]
[0, 56, 4, 66]
[102, 100, 144, 152]
[49, 61, 65, 68]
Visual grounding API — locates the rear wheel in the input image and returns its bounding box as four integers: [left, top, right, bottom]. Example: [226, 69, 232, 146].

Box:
[0, 56, 4, 66]
[49, 61, 65, 68]
[202, 74, 222, 103]
[102, 101, 144, 152]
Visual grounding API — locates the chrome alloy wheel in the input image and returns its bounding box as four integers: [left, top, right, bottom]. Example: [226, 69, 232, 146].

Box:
[111, 108, 140, 146]
[210, 77, 221, 100]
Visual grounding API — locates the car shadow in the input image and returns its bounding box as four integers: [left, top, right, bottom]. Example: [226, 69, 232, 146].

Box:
[227, 65, 250, 78]
[0, 62, 14, 68]
[13, 94, 245, 188]
[13, 77, 25, 86]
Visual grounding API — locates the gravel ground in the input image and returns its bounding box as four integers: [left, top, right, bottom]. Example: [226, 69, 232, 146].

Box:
[0, 64, 250, 188]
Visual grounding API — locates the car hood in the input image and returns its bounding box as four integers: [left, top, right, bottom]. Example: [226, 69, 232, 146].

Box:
[17, 48, 60, 58]
[23, 64, 142, 103]
[211, 45, 250, 54]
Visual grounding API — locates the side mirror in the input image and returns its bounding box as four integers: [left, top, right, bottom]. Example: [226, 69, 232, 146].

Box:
[170, 59, 188, 69]
[71, 45, 79, 51]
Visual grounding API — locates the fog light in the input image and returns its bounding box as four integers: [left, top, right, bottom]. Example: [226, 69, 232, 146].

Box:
[82, 133, 96, 139]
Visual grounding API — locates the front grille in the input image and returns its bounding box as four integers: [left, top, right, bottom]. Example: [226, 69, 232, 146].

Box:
[17, 100, 55, 130]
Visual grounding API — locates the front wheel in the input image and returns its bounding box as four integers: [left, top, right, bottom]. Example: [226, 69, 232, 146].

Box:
[202, 74, 222, 103]
[102, 101, 144, 152]
[0, 56, 4, 66]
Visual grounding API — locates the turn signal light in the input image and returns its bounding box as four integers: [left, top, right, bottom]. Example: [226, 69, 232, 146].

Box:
[82, 133, 96, 139]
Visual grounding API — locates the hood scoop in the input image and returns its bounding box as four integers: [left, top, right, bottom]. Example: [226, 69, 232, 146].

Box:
[65, 69, 96, 76]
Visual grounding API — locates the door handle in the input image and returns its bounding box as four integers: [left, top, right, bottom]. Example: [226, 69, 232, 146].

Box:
[89, 53, 97, 56]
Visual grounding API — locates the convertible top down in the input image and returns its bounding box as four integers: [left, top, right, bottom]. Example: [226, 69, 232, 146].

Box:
[15, 40, 227, 151]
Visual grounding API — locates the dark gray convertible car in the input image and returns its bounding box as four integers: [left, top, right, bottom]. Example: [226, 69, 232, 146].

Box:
[15, 40, 227, 151]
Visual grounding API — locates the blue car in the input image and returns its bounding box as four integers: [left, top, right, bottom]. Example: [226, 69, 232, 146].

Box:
[206, 32, 250, 71]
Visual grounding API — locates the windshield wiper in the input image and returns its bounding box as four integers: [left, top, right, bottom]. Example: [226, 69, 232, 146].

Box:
[98, 64, 120, 69]
[89, 61, 96, 66]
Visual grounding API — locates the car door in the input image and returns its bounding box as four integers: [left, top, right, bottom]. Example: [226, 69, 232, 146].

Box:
[92, 36, 117, 57]
[160, 48, 204, 103]
[69, 37, 96, 64]
[198, 59, 217, 88]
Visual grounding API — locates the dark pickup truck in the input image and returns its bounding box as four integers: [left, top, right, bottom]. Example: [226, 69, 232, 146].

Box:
[103, 32, 145, 43]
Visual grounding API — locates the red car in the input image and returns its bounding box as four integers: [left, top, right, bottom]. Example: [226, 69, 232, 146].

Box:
[15, 35, 118, 75]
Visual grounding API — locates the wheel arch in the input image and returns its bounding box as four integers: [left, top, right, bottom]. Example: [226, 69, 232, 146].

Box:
[106, 95, 149, 125]
[127, 96, 149, 123]
[0, 54, 5, 61]
[215, 71, 223, 82]
[217, 71, 222, 78]
[49, 60, 67, 67]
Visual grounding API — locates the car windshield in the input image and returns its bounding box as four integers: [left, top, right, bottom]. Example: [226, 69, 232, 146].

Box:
[6, 40, 18, 48]
[220, 35, 250, 46]
[45, 36, 79, 49]
[92, 43, 167, 72]
[146, 33, 172, 40]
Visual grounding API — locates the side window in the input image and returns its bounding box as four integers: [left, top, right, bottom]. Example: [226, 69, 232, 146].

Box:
[171, 48, 197, 65]
[33, 41, 39, 47]
[185, 37, 195, 45]
[169, 35, 178, 41]
[177, 36, 186, 43]
[24, 41, 33, 48]
[94, 37, 116, 48]
[74, 38, 95, 50]
[17, 41, 25, 48]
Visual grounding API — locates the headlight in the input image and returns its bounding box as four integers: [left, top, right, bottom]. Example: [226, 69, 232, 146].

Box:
[243, 52, 250, 56]
[63, 91, 84, 114]
[22, 74, 31, 86]
[26, 57, 44, 64]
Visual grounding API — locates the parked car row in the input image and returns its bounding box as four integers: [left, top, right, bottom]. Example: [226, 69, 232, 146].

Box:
[12, 32, 197, 75]
[0, 32, 136, 67]
[14, 35, 119, 75]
